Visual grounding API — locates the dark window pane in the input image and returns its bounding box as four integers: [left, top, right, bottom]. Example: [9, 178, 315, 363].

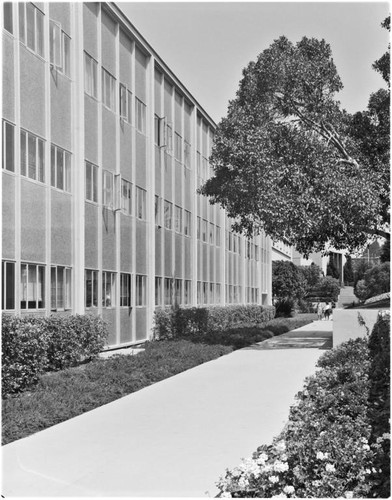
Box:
[3, 3, 13, 34]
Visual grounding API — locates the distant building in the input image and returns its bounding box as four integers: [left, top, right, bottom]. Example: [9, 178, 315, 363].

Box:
[292, 249, 346, 284]
[1, 2, 272, 347]
[271, 241, 292, 262]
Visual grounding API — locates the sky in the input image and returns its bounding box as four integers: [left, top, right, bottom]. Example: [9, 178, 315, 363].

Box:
[118, 1, 390, 124]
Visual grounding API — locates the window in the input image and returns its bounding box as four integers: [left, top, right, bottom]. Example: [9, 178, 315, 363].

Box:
[102, 271, 116, 307]
[174, 205, 182, 233]
[85, 269, 98, 307]
[85, 161, 98, 202]
[175, 279, 182, 305]
[20, 263, 45, 309]
[84, 52, 98, 98]
[102, 68, 115, 111]
[51, 145, 71, 192]
[2, 121, 14, 172]
[184, 280, 192, 305]
[197, 281, 201, 305]
[2, 261, 15, 310]
[184, 141, 191, 169]
[209, 283, 214, 304]
[120, 179, 132, 214]
[49, 20, 71, 77]
[19, 3, 44, 57]
[209, 223, 214, 245]
[102, 170, 114, 208]
[20, 129, 45, 183]
[136, 186, 146, 220]
[164, 200, 173, 230]
[202, 282, 208, 305]
[3, 3, 13, 34]
[155, 196, 162, 226]
[154, 115, 165, 146]
[216, 283, 221, 304]
[135, 98, 146, 133]
[120, 84, 132, 122]
[197, 217, 201, 240]
[216, 226, 221, 247]
[164, 277, 173, 306]
[155, 277, 163, 306]
[136, 275, 146, 306]
[120, 273, 131, 307]
[184, 210, 191, 236]
[51, 266, 71, 310]
[202, 219, 207, 242]
[174, 133, 182, 162]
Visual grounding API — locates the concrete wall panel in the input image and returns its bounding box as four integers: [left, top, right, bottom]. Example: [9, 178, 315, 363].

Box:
[2, 174, 15, 259]
[120, 308, 133, 344]
[101, 10, 116, 75]
[155, 147, 161, 195]
[174, 234, 182, 277]
[49, 3, 71, 35]
[164, 80, 172, 121]
[155, 229, 162, 275]
[85, 202, 98, 268]
[51, 190, 72, 266]
[120, 122, 132, 180]
[164, 155, 172, 201]
[135, 47, 147, 102]
[202, 244, 208, 281]
[209, 247, 214, 281]
[102, 108, 116, 172]
[135, 132, 146, 187]
[102, 308, 116, 346]
[102, 209, 116, 270]
[2, 34, 15, 122]
[164, 230, 172, 276]
[184, 238, 191, 279]
[175, 162, 182, 201]
[135, 221, 147, 274]
[83, 3, 98, 59]
[84, 97, 99, 165]
[20, 180, 46, 262]
[154, 70, 162, 114]
[50, 75, 72, 152]
[20, 48, 45, 137]
[120, 215, 132, 272]
[135, 308, 147, 341]
[184, 169, 191, 210]
[119, 29, 132, 88]
[174, 92, 182, 134]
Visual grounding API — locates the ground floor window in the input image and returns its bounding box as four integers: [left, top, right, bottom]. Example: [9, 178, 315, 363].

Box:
[175, 278, 182, 305]
[184, 280, 192, 305]
[164, 277, 173, 306]
[51, 266, 71, 310]
[102, 271, 116, 307]
[21, 263, 45, 310]
[136, 275, 146, 306]
[155, 276, 163, 306]
[120, 273, 131, 307]
[2, 261, 15, 310]
[85, 269, 98, 308]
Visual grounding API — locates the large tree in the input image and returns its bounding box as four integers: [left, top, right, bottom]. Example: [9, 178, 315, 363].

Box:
[200, 25, 390, 257]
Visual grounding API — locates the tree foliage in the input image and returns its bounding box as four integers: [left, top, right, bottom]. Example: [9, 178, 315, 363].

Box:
[343, 255, 355, 284]
[298, 263, 323, 290]
[354, 262, 390, 301]
[200, 27, 390, 257]
[272, 261, 307, 301]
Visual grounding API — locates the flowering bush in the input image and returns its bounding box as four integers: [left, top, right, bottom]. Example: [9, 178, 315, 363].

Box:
[217, 333, 390, 498]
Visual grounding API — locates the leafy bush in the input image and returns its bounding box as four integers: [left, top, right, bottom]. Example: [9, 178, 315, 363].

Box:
[152, 305, 275, 341]
[274, 298, 295, 317]
[217, 336, 390, 498]
[2, 314, 108, 397]
[272, 261, 306, 303]
[367, 313, 390, 498]
[2, 315, 49, 396]
[309, 276, 341, 302]
[354, 263, 390, 301]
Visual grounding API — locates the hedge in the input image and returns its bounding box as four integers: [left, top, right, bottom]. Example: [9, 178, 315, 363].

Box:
[2, 314, 108, 397]
[152, 304, 276, 341]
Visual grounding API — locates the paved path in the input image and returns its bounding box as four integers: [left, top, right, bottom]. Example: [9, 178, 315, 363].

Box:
[2, 321, 332, 497]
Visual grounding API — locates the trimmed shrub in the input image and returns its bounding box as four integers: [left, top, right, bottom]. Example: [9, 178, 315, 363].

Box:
[354, 263, 390, 301]
[152, 304, 275, 341]
[2, 315, 49, 396]
[2, 314, 109, 396]
[274, 298, 295, 317]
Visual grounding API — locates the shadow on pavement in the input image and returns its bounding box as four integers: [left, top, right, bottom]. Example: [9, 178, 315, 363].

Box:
[243, 330, 333, 351]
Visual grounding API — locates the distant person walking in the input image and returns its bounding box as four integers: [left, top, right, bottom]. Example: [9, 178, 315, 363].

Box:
[316, 301, 324, 321]
[324, 302, 332, 320]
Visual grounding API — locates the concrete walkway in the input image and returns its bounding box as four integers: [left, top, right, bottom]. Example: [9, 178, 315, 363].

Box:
[2, 321, 332, 497]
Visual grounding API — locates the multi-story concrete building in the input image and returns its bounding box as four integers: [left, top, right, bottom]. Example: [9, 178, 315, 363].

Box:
[2, 2, 272, 348]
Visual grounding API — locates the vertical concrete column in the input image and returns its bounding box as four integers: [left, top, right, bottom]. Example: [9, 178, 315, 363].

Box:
[191, 109, 198, 305]
[221, 214, 226, 304]
[71, 2, 86, 314]
[14, 2, 22, 314]
[97, 5, 103, 315]
[146, 54, 155, 337]
[114, 21, 121, 344]
[44, 2, 51, 316]
[130, 39, 137, 340]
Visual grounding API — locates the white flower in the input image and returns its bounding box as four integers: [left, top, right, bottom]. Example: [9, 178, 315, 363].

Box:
[275, 441, 286, 452]
[268, 475, 280, 484]
[362, 444, 370, 451]
[283, 485, 295, 495]
[316, 451, 328, 460]
[344, 491, 354, 499]
[273, 460, 289, 473]
[238, 477, 249, 489]
[360, 437, 368, 444]
[221, 492, 232, 498]
[325, 463, 336, 473]
[280, 453, 288, 462]
[262, 463, 273, 473]
[372, 467, 377, 473]
[257, 452, 269, 464]
[365, 468, 371, 474]
[382, 433, 391, 440]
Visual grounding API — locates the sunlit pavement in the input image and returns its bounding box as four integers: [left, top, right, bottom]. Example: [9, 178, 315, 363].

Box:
[2, 320, 332, 497]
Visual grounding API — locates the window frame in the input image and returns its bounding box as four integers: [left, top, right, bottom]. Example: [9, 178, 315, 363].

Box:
[135, 97, 146, 134]
[102, 271, 116, 308]
[121, 178, 132, 215]
[155, 276, 163, 306]
[155, 195, 162, 227]
[136, 274, 147, 307]
[19, 3, 44, 58]
[50, 265, 72, 311]
[20, 128, 45, 183]
[85, 161, 98, 203]
[174, 132, 182, 162]
[20, 262, 45, 310]
[51, 144, 71, 192]
[3, 2, 13, 34]
[102, 67, 116, 112]
[2, 260, 15, 310]
[164, 200, 173, 230]
[184, 210, 191, 237]
[85, 269, 98, 308]
[102, 170, 114, 209]
[174, 205, 182, 234]
[136, 186, 147, 220]
[2, 120, 15, 172]
[84, 52, 98, 99]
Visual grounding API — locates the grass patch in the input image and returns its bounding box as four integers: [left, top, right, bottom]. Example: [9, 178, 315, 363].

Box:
[2, 340, 231, 445]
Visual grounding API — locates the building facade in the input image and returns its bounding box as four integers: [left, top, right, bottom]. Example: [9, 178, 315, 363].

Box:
[2, 2, 272, 348]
